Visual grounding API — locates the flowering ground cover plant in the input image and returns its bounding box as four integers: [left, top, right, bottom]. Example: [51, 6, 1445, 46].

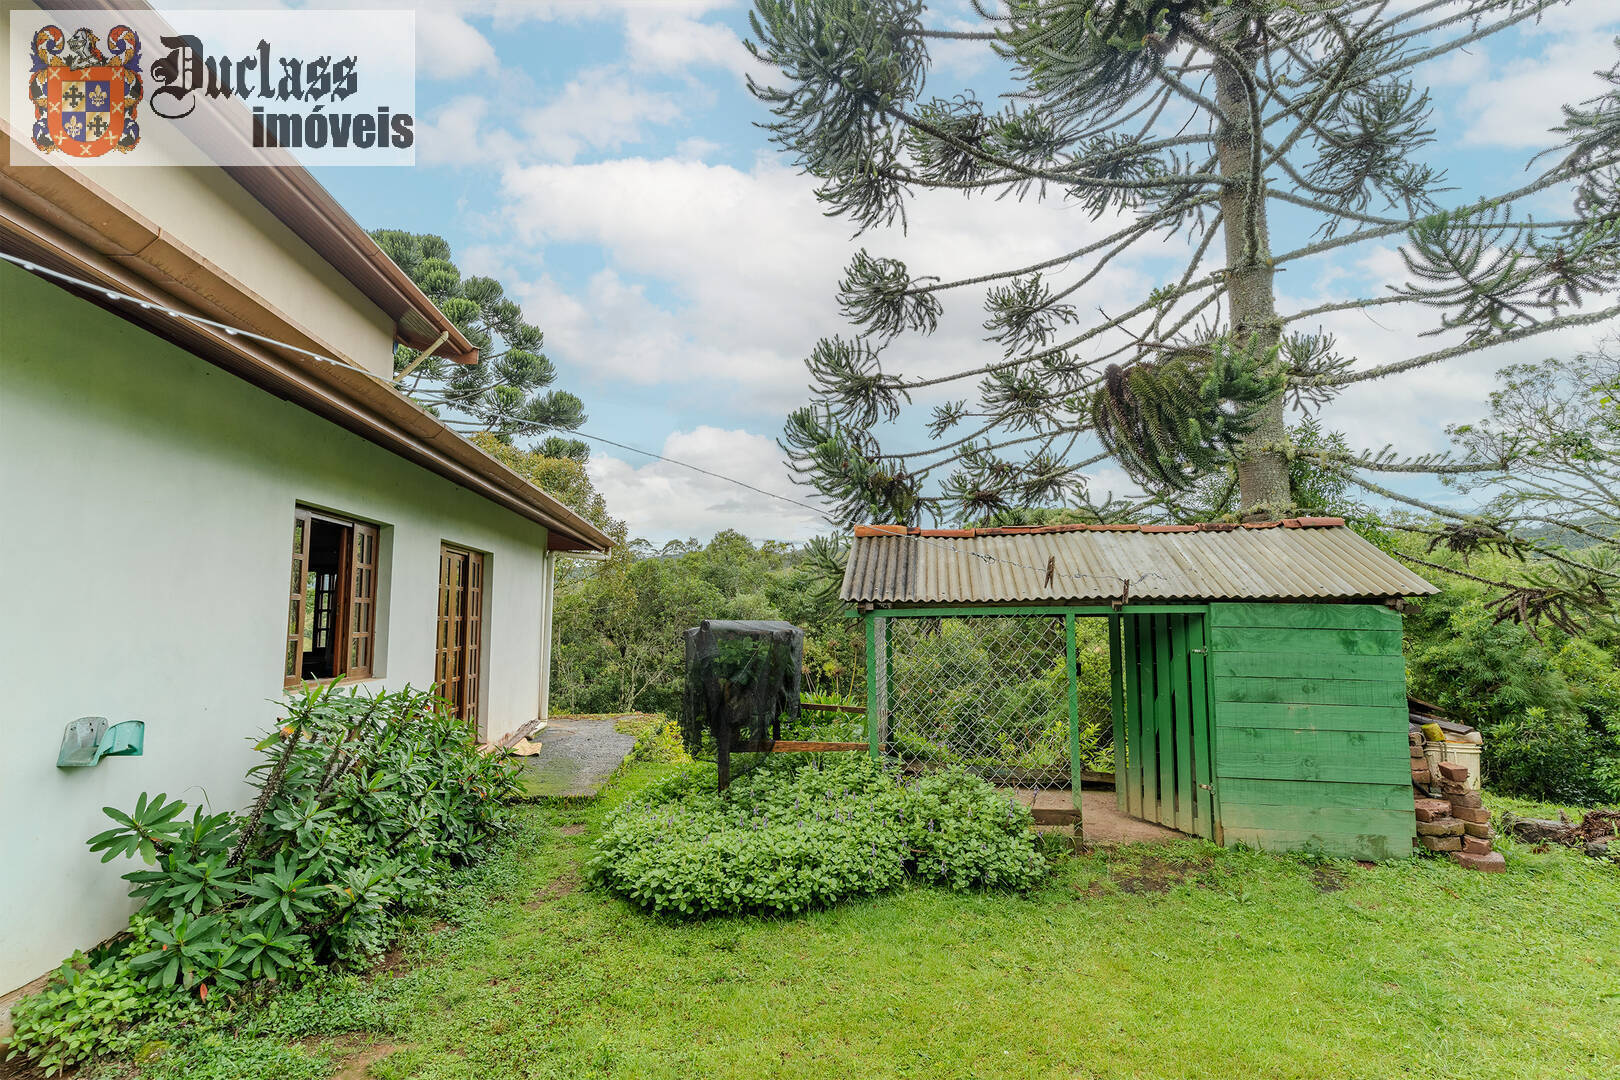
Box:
[586, 755, 1048, 916]
[6, 683, 522, 1076]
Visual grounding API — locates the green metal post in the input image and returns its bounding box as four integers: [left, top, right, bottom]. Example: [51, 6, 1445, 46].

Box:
[884, 620, 894, 752]
[1108, 614, 1125, 814]
[1188, 613, 1216, 841]
[864, 612, 878, 760]
[1065, 614, 1083, 821]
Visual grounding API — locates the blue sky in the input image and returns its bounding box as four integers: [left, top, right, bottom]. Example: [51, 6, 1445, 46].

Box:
[306, 0, 1620, 544]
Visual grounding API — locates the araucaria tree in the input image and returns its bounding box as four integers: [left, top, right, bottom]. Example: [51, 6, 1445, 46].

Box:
[371, 230, 588, 456]
[749, 0, 1620, 524]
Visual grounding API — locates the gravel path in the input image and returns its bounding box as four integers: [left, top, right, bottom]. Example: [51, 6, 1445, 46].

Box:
[521, 715, 638, 797]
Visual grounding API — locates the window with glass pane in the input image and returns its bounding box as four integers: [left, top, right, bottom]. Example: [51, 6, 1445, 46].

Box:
[283, 507, 381, 687]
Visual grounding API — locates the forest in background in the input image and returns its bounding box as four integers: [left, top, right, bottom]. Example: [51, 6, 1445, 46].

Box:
[474, 349, 1620, 807]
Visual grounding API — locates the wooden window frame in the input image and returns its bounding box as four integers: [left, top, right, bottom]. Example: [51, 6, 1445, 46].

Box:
[435, 543, 485, 728]
[284, 507, 380, 688]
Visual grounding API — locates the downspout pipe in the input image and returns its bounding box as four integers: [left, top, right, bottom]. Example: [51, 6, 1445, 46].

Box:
[539, 550, 557, 723]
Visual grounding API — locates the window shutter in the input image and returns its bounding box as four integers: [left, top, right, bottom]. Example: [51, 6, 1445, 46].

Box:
[347, 522, 379, 678]
[464, 551, 484, 732]
[285, 509, 312, 687]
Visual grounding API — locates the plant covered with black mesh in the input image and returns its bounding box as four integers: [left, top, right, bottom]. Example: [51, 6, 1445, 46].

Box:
[680, 620, 804, 786]
[586, 755, 1048, 917]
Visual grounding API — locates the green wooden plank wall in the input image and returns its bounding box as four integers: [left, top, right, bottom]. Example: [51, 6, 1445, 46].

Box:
[1207, 602, 1415, 861]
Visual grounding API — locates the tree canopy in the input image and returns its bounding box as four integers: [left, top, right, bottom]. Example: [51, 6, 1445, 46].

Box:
[372, 230, 588, 456]
[748, 0, 1620, 524]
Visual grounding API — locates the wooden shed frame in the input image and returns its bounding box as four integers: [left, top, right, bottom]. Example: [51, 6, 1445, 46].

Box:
[859, 599, 1418, 861]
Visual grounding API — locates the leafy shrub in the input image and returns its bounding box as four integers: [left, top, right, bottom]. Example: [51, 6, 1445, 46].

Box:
[623, 715, 693, 765]
[1404, 592, 1576, 728]
[902, 769, 1055, 890]
[1593, 755, 1620, 804]
[1404, 590, 1620, 802]
[587, 756, 1046, 917]
[1485, 707, 1618, 804]
[6, 684, 521, 1076]
[4, 944, 181, 1076]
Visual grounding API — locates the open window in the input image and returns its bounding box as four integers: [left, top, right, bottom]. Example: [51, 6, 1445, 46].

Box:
[285, 507, 379, 687]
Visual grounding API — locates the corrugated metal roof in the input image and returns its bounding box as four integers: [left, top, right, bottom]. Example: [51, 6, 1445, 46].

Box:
[840, 519, 1437, 605]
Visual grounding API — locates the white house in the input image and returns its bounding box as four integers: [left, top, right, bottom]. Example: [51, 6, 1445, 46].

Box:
[0, 105, 611, 996]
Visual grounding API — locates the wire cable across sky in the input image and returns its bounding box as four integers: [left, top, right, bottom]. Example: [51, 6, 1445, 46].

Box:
[3, 250, 1153, 594]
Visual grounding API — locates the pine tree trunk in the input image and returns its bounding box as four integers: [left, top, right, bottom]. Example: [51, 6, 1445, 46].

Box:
[1214, 43, 1290, 522]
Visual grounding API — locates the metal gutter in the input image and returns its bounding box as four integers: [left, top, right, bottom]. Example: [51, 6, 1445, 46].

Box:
[0, 133, 611, 552]
[19, 0, 477, 364]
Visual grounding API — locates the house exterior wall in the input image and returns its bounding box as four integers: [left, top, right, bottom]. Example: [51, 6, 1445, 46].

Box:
[1206, 602, 1416, 861]
[0, 263, 551, 993]
[0, 0, 399, 378]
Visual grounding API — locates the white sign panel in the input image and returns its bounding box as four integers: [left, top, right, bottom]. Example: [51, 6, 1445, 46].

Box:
[8, 8, 415, 167]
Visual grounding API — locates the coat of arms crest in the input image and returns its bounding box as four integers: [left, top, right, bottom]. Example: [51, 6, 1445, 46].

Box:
[28, 25, 143, 157]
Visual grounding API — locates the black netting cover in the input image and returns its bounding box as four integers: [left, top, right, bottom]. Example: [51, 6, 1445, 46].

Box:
[680, 620, 804, 765]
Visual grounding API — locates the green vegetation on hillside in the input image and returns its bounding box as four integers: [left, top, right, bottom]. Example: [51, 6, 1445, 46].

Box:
[73, 762, 1620, 1080]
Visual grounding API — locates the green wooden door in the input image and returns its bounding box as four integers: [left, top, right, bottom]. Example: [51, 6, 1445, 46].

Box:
[1114, 612, 1217, 839]
[1205, 603, 1415, 860]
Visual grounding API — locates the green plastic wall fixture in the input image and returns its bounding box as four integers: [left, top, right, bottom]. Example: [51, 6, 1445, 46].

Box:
[57, 717, 145, 767]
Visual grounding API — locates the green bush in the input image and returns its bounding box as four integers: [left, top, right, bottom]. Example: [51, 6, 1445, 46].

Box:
[586, 756, 1047, 917]
[624, 715, 694, 765]
[6, 684, 521, 1076]
[1485, 707, 1619, 804]
[1404, 589, 1620, 803]
[4, 943, 178, 1076]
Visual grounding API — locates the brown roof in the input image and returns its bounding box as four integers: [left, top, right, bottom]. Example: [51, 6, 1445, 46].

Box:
[8, 0, 475, 364]
[228, 164, 480, 364]
[841, 519, 1436, 605]
[0, 126, 609, 552]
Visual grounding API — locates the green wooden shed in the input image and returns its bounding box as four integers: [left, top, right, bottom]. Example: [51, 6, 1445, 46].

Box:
[841, 518, 1439, 861]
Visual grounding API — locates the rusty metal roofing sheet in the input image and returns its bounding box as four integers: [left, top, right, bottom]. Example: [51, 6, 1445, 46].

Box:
[840, 521, 1437, 605]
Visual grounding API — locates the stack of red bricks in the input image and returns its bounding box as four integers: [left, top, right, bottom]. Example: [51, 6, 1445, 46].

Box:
[1414, 760, 1504, 871]
[1410, 734, 1431, 786]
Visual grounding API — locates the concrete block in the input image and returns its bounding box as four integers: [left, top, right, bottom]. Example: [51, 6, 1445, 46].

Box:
[1451, 850, 1506, 872]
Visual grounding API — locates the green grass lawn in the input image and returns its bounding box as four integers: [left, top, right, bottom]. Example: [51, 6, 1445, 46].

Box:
[108, 763, 1620, 1080]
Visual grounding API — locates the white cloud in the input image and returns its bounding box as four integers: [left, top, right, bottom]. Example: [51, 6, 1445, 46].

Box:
[1278, 244, 1613, 463]
[623, 10, 755, 78]
[520, 68, 683, 163]
[588, 426, 827, 542]
[411, 68, 685, 168]
[1458, 14, 1620, 149]
[494, 154, 1151, 417]
[414, 95, 498, 167]
[675, 136, 721, 160]
[416, 7, 499, 80]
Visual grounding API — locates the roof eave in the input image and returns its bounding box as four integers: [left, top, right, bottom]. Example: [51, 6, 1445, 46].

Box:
[26, 0, 477, 365]
[0, 135, 610, 554]
[224, 163, 480, 365]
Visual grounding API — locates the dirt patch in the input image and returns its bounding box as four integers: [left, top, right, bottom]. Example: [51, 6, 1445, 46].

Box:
[373, 945, 408, 977]
[1311, 866, 1348, 893]
[558, 824, 587, 837]
[1108, 856, 1213, 894]
[328, 1040, 399, 1080]
[527, 871, 581, 908]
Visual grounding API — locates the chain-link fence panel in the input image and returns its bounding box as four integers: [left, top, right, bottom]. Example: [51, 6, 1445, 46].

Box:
[875, 615, 1091, 795]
